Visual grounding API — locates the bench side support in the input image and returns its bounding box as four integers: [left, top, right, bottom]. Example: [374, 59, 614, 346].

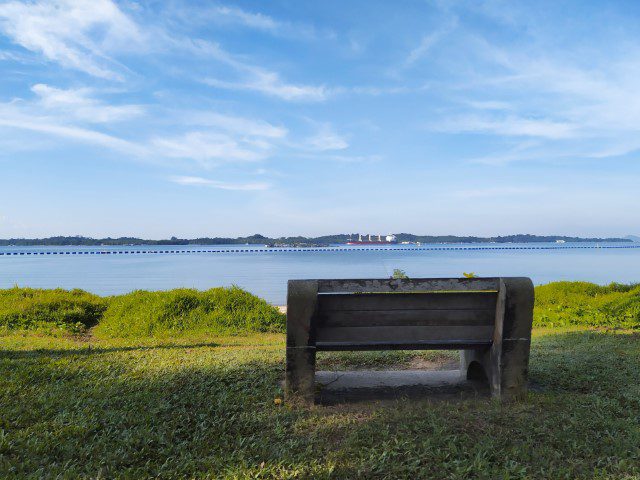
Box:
[285, 280, 318, 404]
[496, 277, 535, 400]
[461, 277, 534, 401]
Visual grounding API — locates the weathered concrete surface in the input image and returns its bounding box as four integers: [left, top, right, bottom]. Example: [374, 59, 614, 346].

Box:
[316, 369, 489, 404]
[317, 277, 500, 293]
[285, 280, 319, 404]
[460, 277, 535, 401]
[285, 276, 534, 404]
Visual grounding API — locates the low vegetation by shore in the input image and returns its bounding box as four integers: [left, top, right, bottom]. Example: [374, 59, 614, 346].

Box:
[0, 287, 106, 334]
[0, 286, 285, 336]
[535, 281, 640, 329]
[96, 287, 284, 338]
[1, 281, 638, 336]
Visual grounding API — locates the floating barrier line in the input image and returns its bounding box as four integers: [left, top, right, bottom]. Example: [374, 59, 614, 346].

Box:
[1, 244, 640, 256]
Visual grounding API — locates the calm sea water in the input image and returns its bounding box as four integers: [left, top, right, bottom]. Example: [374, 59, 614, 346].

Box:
[1, 243, 639, 304]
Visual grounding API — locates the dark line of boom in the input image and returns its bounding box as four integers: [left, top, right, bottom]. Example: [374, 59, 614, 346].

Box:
[1, 244, 639, 256]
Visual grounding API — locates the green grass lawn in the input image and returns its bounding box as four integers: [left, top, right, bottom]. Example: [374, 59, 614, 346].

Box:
[1, 328, 639, 479]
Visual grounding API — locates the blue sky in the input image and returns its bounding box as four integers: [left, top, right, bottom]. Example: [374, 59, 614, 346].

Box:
[0, 0, 639, 238]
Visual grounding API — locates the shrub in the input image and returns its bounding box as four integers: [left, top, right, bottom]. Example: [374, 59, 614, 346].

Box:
[1, 281, 636, 336]
[0, 287, 106, 334]
[534, 281, 640, 329]
[95, 286, 285, 338]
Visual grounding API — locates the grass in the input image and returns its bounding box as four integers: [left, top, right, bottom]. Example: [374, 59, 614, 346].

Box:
[95, 287, 284, 338]
[534, 281, 640, 329]
[0, 286, 284, 337]
[1, 281, 639, 477]
[0, 287, 106, 334]
[0, 328, 638, 478]
[1, 281, 638, 336]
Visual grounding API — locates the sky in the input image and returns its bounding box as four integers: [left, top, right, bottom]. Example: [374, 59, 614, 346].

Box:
[0, 0, 639, 239]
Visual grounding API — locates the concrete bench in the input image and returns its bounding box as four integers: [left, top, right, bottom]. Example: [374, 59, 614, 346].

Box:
[285, 277, 534, 403]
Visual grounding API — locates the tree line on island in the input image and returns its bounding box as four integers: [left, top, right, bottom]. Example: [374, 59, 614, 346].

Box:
[0, 233, 633, 246]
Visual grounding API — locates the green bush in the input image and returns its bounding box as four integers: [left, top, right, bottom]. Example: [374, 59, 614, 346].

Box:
[0, 287, 106, 334]
[1, 281, 637, 336]
[534, 281, 640, 329]
[94, 286, 285, 338]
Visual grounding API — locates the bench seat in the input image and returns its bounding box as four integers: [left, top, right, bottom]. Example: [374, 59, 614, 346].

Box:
[315, 339, 493, 351]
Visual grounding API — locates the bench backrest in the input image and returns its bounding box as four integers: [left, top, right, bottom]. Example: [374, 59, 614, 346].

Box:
[288, 277, 505, 351]
[286, 277, 535, 402]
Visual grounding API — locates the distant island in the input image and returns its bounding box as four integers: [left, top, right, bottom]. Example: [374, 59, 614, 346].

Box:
[0, 233, 633, 247]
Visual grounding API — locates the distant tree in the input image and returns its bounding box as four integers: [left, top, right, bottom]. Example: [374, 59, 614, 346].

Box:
[392, 269, 408, 279]
[0, 233, 632, 247]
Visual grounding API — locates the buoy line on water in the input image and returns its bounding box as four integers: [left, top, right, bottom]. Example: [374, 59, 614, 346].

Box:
[1, 244, 639, 256]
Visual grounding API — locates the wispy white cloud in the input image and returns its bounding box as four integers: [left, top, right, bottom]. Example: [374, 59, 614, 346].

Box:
[313, 153, 381, 163]
[169, 175, 270, 191]
[432, 115, 578, 139]
[170, 35, 329, 102]
[405, 32, 442, 65]
[465, 100, 512, 111]
[204, 71, 329, 102]
[453, 186, 544, 199]
[0, 49, 25, 61]
[31, 84, 144, 123]
[183, 4, 333, 41]
[0, 107, 284, 169]
[0, 105, 146, 155]
[152, 131, 267, 168]
[0, 86, 288, 169]
[0, 1, 333, 104]
[204, 79, 413, 101]
[157, 33, 330, 102]
[304, 124, 349, 151]
[414, 10, 640, 164]
[0, 80, 356, 171]
[0, 0, 143, 80]
[212, 5, 279, 31]
[404, 17, 457, 67]
[405, 31, 444, 66]
[466, 144, 544, 166]
[0, 81, 151, 158]
[348, 85, 412, 96]
[183, 112, 287, 139]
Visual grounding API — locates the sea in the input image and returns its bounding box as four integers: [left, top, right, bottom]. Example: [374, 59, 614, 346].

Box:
[1, 242, 639, 304]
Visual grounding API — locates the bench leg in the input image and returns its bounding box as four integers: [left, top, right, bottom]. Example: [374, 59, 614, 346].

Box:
[460, 347, 503, 399]
[497, 278, 534, 401]
[285, 280, 318, 405]
[285, 347, 316, 404]
[460, 348, 490, 383]
[497, 339, 531, 401]
[460, 343, 529, 401]
[461, 277, 534, 401]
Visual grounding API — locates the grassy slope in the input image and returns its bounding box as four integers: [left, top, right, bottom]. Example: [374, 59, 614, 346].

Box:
[2, 281, 639, 336]
[534, 281, 640, 329]
[95, 287, 284, 338]
[0, 287, 285, 337]
[1, 328, 639, 479]
[0, 287, 106, 334]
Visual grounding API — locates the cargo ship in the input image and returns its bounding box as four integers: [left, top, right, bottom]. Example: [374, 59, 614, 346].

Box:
[346, 233, 397, 245]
